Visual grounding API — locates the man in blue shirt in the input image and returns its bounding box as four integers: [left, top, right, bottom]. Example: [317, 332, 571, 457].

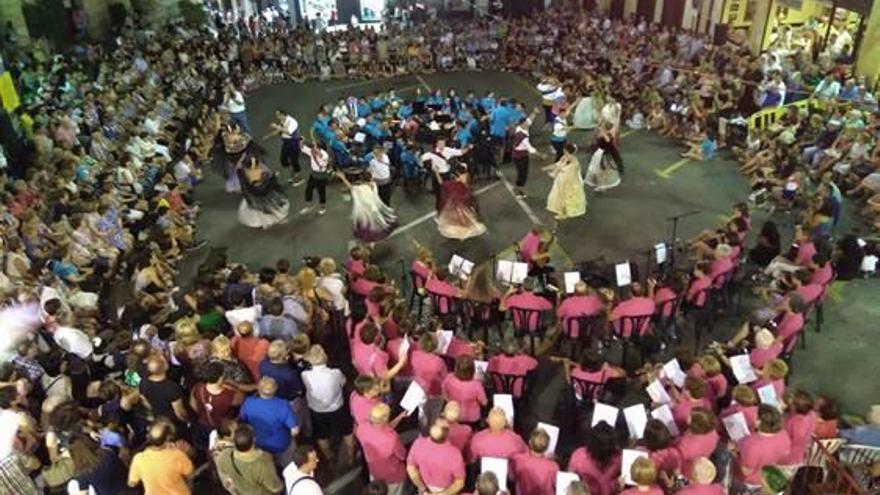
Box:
[239, 377, 300, 468]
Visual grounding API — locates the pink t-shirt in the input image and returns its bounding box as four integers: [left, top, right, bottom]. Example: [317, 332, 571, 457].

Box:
[410, 349, 448, 396]
[611, 297, 656, 337]
[673, 398, 710, 431]
[654, 287, 678, 317]
[647, 446, 682, 473]
[796, 242, 817, 266]
[710, 256, 734, 286]
[776, 311, 805, 344]
[351, 277, 379, 297]
[425, 278, 459, 313]
[686, 276, 712, 307]
[411, 260, 431, 286]
[751, 378, 785, 399]
[749, 344, 782, 369]
[351, 342, 390, 378]
[796, 283, 823, 304]
[349, 391, 381, 432]
[721, 405, 759, 433]
[407, 437, 466, 489]
[507, 292, 554, 331]
[677, 484, 725, 495]
[356, 423, 408, 483]
[783, 411, 817, 465]
[448, 422, 473, 454]
[557, 295, 604, 338]
[511, 452, 559, 495]
[570, 366, 612, 400]
[445, 337, 475, 359]
[620, 486, 663, 495]
[705, 373, 728, 403]
[676, 431, 719, 476]
[810, 262, 833, 287]
[567, 447, 621, 495]
[737, 431, 792, 485]
[486, 354, 538, 398]
[520, 231, 541, 264]
[468, 428, 528, 463]
[441, 375, 487, 423]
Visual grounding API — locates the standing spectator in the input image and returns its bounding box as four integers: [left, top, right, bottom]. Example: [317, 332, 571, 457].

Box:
[260, 340, 308, 435]
[215, 424, 284, 495]
[127, 422, 194, 495]
[189, 361, 242, 451]
[301, 345, 354, 465]
[224, 84, 251, 134]
[138, 355, 188, 431]
[357, 403, 407, 495]
[239, 377, 300, 468]
[282, 445, 323, 495]
[232, 321, 270, 383]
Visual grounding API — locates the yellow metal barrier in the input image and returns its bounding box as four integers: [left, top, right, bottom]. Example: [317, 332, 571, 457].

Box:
[746, 98, 823, 135]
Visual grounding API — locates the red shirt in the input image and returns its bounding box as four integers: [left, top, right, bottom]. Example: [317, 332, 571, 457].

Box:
[441, 375, 487, 423]
[511, 452, 559, 495]
[468, 428, 528, 463]
[567, 447, 621, 495]
[610, 297, 655, 337]
[231, 336, 269, 382]
[192, 383, 237, 427]
[737, 431, 792, 485]
[410, 349, 448, 396]
[407, 437, 466, 489]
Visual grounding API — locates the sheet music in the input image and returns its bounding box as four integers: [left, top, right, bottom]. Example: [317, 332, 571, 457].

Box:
[650, 404, 680, 436]
[591, 402, 620, 428]
[474, 360, 489, 379]
[512, 262, 529, 284]
[480, 457, 508, 491]
[555, 471, 580, 495]
[397, 337, 411, 361]
[623, 404, 649, 439]
[564, 272, 581, 293]
[730, 354, 758, 384]
[436, 330, 454, 355]
[353, 132, 366, 143]
[537, 422, 560, 457]
[646, 380, 672, 404]
[722, 412, 751, 442]
[757, 384, 778, 406]
[615, 262, 632, 287]
[655, 243, 667, 264]
[662, 359, 687, 388]
[496, 260, 529, 285]
[493, 394, 514, 424]
[621, 449, 648, 485]
[400, 381, 427, 416]
[448, 254, 474, 280]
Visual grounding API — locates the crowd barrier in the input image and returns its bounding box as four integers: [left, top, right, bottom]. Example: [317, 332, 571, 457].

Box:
[801, 437, 870, 494]
[746, 97, 826, 135]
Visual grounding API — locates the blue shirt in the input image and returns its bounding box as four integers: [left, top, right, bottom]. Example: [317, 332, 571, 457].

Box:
[456, 125, 473, 147]
[397, 104, 413, 120]
[239, 396, 298, 454]
[480, 96, 496, 113]
[356, 103, 371, 118]
[259, 360, 305, 400]
[841, 426, 880, 447]
[489, 105, 511, 137]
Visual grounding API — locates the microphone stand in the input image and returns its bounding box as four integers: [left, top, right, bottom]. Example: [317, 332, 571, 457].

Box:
[666, 209, 701, 271]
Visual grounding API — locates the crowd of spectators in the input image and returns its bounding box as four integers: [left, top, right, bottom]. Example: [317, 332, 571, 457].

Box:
[0, 4, 878, 495]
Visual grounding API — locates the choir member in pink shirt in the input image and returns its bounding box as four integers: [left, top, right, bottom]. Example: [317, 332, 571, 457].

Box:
[781, 389, 817, 465]
[607, 283, 656, 338]
[411, 240, 435, 288]
[407, 418, 466, 494]
[442, 356, 488, 424]
[708, 244, 735, 287]
[640, 420, 681, 487]
[352, 323, 407, 381]
[648, 274, 685, 319]
[684, 262, 712, 308]
[774, 295, 806, 348]
[345, 246, 369, 279]
[620, 457, 664, 495]
[518, 227, 543, 266]
[511, 428, 560, 495]
[556, 281, 604, 338]
[751, 359, 788, 400]
[748, 328, 783, 370]
[735, 405, 792, 487]
[567, 423, 621, 495]
[424, 268, 462, 314]
[671, 377, 711, 431]
[350, 375, 384, 433]
[468, 408, 528, 463]
[721, 386, 760, 433]
[696, 355, 727, 405]
[791, 270, 823, 305]
[442, 401, 473, 454]
[357, 403, 408, 494]
[486, 338, 538, 399]
[500, 284, 554, 334]
[566, 349, 626, 401]
[674, 408, 719, 478]
[676, 457, 724, 495]
[410, 332, 448, 396]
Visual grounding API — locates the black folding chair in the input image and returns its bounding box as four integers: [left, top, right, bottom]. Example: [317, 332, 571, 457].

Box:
[570, 376, 606, 410]
[511, 307, 548, 355]
[428, 291, 459, 319]
[562, 314, 605, 359]
[408, 270, 429, 320]
[462, 300, 501, 346]
[613, 313, 654, 368]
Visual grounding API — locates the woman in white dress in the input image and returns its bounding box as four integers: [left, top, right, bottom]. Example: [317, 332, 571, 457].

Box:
[584, 122, 622, 192]
[572, 89, 602, 130]
[335, 170, 398, 244]
[544, 143, 587, 219]
[237, 156, 290, 229]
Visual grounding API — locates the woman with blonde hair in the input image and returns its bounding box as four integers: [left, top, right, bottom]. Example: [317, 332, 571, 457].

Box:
[209, 335, 255, 392]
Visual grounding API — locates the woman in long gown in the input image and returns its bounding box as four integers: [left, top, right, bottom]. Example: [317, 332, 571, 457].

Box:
[544, 143, 587, 219]
[435, 164, 487, 240]
[335, 170, 398, 243]
[237, 156, 290, 229]
[217, 124, 253, 193]
[584, 122, 622, 192]
[572, 89, 602, 130]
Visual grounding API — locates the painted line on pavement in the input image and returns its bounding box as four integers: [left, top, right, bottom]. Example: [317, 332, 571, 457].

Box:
[654, 158, 690, 179]
[498, 174, 542, 225]
[415, 74, 432, 91]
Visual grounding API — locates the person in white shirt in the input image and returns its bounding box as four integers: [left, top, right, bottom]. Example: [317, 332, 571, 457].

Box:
[510, 109, 544, 198]
[283, 445, 323, 495]
[300, 141, 331, 215]
[264, 108, 304, 185]
[223, 84, 251, 134]
[536, 77, 560, 124]
[300, 345, 354, 466]
[421, 139, 469, 207]
[813, 74, 841, 101]
[368, 146, 393, 206]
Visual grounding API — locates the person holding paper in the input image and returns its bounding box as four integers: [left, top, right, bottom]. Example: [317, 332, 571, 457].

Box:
[721, 386, 760, 433]
[669, 377, 711, 431]
[349, 375, 385, 434]
[781, 389, 817, 465]
[407, 418, 466, 495]
[442, 356, 488, 424]
[468, 408, 528, 463]
[620, 457, 663, 495]
[410, 333, 449, 396]
[434, 163, 488, 240]
[356, 403, 408, 495]
[511, 428, 559, 495]
[734, 405, 791, 487]
[750, 359, 788, 400]
[695, 355, 728, 405]
[673, 408, 719, 478]
[351, 323, 407, 381]
[640, 420, 682, 480]
[567, 423, 621, 495]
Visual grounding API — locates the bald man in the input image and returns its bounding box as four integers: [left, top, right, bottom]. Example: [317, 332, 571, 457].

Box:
[443, 400, 473, 454]
[239, 376, 300, 467]
[128, 422, 194, 495]
[356, 403, 408, 495]
[467, 407, 528, 464]
[407, 417, 466, 494]
[556, 280, 604, 339]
